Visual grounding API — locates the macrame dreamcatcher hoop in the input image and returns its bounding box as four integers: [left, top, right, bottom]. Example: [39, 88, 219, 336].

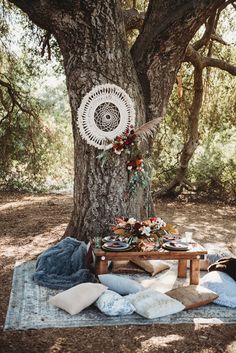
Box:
[77, 84, 136, 149]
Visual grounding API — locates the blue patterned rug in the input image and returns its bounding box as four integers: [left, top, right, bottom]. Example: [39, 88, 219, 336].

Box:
[4, 261, 236, 330]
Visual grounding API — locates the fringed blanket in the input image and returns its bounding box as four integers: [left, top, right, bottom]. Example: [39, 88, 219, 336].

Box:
[32, 237, 96, 289]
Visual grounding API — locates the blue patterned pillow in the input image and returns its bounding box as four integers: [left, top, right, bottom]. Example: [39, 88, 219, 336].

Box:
[95, 290, 135, 316]
[200, 271, 236, 308]
[98, 274, 144, 295]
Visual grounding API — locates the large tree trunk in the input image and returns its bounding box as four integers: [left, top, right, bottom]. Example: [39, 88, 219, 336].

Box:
[8, 0, 226, 241]
[53, 1, 152, 240]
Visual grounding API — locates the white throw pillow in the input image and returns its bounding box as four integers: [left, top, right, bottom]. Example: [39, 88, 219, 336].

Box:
[200, 271, 236, 308]
[130, 259, 170, 276]
[98, 274, 144, 295]
[125, 289, 185, 319]
[95, 290, 135, 316]
[49, 282, 107, 315]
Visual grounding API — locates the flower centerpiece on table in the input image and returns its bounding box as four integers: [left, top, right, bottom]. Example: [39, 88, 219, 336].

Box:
[111, 216, 179, 251]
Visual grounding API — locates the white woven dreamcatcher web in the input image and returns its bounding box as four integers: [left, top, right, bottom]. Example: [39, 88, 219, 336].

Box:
[77, 84, 136, 149]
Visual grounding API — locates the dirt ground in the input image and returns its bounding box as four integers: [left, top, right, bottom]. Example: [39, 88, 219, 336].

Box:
[0, 192, 235, 353]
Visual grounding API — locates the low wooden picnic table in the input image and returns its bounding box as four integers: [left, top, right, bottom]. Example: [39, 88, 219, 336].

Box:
[93, 242, 207, 285]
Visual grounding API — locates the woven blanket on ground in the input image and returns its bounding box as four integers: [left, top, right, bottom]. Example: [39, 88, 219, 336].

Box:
[32, 237, 96, 289]
[4, 261, 236, 330]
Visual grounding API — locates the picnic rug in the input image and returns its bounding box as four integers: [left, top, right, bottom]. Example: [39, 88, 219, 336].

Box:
[4, 261, 236, 330]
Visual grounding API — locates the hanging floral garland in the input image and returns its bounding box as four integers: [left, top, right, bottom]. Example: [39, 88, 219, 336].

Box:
[98, 119, 161, 193]
[77, 84, 161, 193]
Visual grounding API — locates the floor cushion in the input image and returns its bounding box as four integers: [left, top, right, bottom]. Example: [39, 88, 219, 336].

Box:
[98, 274, 144, 295]
[111, 260, 145, 274]
[208, 257, 236, 281]
[130, 259, 170, 276]
[95, 290, 135, 316]
[49, 282, 107, 315]
[200, 271, 236, 308]
[125, 289, 185, 319]
[166, 285, 218, 310]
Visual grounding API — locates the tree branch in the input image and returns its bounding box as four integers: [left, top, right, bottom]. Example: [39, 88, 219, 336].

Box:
[193, 12, 217, 51]
[7, 0, 70, 32]
[153, 46, 203, 199]
[131, 0, 225, 120]
[40, 31, 52, 60]
[123, 8, 145, 31]
[185, 44, 236, 76]
[0, 78, 38, 118]
[203, 57, 236, 75]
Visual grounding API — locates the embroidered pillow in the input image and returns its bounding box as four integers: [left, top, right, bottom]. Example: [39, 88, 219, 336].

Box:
[95, 290, 135, 316]
[49, 282, 107, 315]
[166, 285, 218, 310]
[125, 289, 185, 319]
[200, 271, 236, 308]
[130, 259, 170, 276]
[98, 274, 144, 295]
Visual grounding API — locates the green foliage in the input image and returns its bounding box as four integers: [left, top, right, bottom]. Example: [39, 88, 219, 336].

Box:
[189, 129, 236, 202]
[0, 4, 73, 192]
[152, 6, 236, 203]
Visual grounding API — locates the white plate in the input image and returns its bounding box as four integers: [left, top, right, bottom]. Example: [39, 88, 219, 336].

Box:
[162, 241, 189, 251]
[103, 241, 129, 250]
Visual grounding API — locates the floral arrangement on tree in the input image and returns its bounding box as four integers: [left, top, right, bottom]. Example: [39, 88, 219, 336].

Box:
[111, 216, 179, 250]
[98, 117, 161, 193]
[111, 125, 147, 192]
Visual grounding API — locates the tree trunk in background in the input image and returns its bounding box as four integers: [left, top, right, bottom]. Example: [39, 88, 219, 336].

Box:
[8, 0, 225, 240]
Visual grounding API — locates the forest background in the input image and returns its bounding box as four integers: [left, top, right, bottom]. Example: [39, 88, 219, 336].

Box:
[0, 0, 236, 204]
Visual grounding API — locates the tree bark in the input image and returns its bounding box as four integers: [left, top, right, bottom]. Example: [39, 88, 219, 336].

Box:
[53, 1, 152, 240]
[7, 0, 227, 240]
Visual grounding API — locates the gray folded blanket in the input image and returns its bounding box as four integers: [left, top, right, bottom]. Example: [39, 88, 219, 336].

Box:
[32, 237, 96, 289]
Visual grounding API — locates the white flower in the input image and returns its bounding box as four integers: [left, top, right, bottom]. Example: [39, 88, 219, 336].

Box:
[127, 166, 133, 170]
[127, 217, 136, 225]
[141, 226, 151, 236]
[114, 148, 123, 155]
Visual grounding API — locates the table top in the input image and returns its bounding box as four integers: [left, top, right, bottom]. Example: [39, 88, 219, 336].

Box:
[93, 242, 207, 259]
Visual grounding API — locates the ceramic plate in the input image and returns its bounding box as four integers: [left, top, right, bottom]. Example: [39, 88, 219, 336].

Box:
[102, 245, 133, 252]
[162, 241, 189, 251]
[103, 241, 129, 250]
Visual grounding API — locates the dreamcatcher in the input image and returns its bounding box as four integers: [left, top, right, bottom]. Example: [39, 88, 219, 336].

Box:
[77, 84, 135, 149]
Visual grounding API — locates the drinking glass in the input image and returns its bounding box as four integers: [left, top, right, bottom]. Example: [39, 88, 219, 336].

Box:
[94, 236, 102, 248]
[185, 231, 193, 243]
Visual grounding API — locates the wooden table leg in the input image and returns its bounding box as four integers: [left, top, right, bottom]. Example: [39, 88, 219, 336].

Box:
[178, 259, 187, 278]
[95, 256, 108, 275]
[190, 258, 200, 284]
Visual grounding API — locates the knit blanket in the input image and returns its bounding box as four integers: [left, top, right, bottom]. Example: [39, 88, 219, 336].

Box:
[32, 237, 96, 289]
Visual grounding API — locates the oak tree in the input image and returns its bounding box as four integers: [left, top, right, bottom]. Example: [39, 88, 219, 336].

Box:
[7, 0, 230, 239]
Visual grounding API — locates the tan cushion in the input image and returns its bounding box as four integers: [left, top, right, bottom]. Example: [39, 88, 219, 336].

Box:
[112, 260, 145, 274]
[49, 283, 107, 315]
[166, 285, 218, 310]
[130, 259, 170, 276]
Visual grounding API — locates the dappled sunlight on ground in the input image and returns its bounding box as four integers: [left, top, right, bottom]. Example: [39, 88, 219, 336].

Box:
[155, 200, 236, 254]
[0, 223, 68, 260]
[136, 334, 184, 352]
